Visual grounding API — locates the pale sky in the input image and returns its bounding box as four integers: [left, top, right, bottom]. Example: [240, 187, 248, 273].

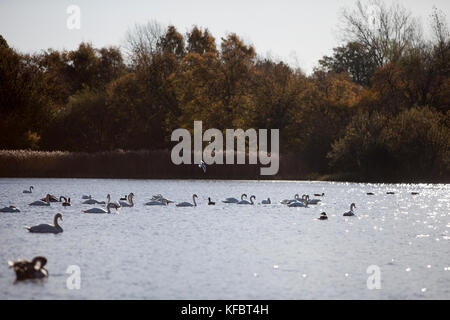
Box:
[0, 0, 448, 73]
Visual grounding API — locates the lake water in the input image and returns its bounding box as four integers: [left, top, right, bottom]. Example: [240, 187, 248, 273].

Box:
[0, 178, 449, 299]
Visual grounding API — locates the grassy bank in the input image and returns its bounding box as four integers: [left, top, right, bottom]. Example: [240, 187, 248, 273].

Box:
[0, 150, 448, 183]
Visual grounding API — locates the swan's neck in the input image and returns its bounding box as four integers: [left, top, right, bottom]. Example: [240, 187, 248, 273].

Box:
[128, 195, 134, 206]
[250, 197, 254, 204]
[54, 216, 61, 228]
[107, 204, 111, 213]
[193, 196, 197, 206]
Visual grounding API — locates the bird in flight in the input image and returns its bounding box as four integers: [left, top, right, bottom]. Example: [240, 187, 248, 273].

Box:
[199, 160, 206, 173]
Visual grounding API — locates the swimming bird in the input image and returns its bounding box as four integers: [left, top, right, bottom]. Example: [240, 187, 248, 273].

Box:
[39, 194, 58, 202]
[29, 194, 51, 206]
[25, 213, 63, 233]
[288, 195, 308, 207]
[386, 192, 395, 195]
[151, 194, 174, 203]
[238, 195, 255, 205]
[306, 194, 321, 205]
[62, 198, 71, 207]
[8, 256, 48, 281]
[120, 195, 128, 201]
[176, 194, 198, 207]
[318, 212, 328, 220]
[23, 186, 34, 194]
[119, 193, 134, 207]
[343, 203, 356, 216]
[411, 192, 419, 195]
[83, 202, 120, 214]
[280, 194, 300, 204]
[82, 195, 106, 205]
[314, 193, 325, 197]
[261, 198, 271, 204]
[208, 197, 215, 205]
[366, 192, 375, 195]
[223, 194, 247, 204]
[145, 198, 169, 206]
[0, 205, 20, 213]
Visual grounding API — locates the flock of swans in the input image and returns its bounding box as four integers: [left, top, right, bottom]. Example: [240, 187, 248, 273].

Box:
[3, 184, 420, 281]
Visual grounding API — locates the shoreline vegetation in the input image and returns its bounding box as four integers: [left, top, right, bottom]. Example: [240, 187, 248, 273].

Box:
[0, 1, 449, 182]
[0, 150, 448, 183]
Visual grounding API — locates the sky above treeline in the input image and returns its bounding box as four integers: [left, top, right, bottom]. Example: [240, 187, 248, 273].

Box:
[0, 0, 449, 74]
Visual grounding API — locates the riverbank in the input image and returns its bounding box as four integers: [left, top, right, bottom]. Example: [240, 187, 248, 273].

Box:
[0, 150, 448, 183]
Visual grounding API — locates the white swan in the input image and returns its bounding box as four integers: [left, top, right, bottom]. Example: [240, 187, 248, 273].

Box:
[223, 194, 247, 204]
[25, 213, 63, 234]
[288, 201, 308, 207]
[82, 194, 107, 205]
[261, 198, 271, 204]
[23, 186, 34, 194]
[343, 203, 356, 216]
[288, 195, 308, 207]
[145, 198, 168, 206]
[0, 205, 20, 213]
[83, 202, 120, 214]
[29, 194, 51, 206]
[119, 193, 134, 207]
[280, 194, 300, 204]
[306, 194, 321, 205]
[151, 194, 174, 203]
[238, 195, 255, 205]
[176, 194, 198, 207]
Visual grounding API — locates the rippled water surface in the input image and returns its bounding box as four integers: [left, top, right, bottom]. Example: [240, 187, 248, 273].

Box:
[0, 178, 449, 299]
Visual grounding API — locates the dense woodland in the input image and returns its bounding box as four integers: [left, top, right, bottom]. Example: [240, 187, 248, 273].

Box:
[0, 1, 449, 181]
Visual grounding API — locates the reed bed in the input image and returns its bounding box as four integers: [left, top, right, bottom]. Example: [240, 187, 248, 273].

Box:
[0, 149, 309, 180]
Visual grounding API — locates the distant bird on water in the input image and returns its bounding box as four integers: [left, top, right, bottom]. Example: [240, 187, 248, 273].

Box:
[0, 205, 20, 213]
[314, 193, 325, 197]
[318, 212, 328, 220]
[25, 213, 63, 234]
[343, 203, 356, 216]
[23, 186, 34, 194]
[8, 256, 48, 281]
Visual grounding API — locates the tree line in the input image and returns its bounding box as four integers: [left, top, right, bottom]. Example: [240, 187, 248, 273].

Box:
[0, 1, 448, 181]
